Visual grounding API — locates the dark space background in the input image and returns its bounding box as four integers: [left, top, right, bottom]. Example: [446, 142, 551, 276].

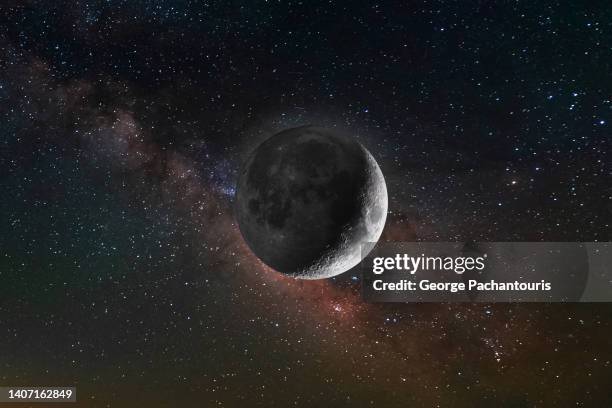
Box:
[1, 1, 611, 406]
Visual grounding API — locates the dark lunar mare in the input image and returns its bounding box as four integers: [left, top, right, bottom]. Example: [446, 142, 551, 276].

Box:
[235, 126, 387, 279]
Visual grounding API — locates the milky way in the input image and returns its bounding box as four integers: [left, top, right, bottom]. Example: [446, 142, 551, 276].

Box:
[1, 2, 611, 407]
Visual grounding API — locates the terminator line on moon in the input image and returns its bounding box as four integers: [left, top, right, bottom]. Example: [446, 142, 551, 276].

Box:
[235, 126, 388, 279]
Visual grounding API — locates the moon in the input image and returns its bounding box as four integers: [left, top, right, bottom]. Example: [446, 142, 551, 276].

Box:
[235, 126, 388, 279]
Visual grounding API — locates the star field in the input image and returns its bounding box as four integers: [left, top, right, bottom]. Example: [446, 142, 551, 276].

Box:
[1, 1, 611, 407]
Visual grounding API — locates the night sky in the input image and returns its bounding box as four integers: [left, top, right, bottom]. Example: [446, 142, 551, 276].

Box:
[1, 1, 611, 407]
